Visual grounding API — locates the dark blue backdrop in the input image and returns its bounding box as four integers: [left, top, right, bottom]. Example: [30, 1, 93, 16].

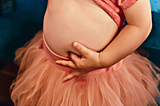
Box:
[0, 0, 160, 67]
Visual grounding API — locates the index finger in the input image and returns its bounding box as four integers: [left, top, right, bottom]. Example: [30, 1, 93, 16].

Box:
[73, 42, 90, 57]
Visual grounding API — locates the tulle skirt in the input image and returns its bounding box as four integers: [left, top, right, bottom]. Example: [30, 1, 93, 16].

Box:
[10, 30, 160, 106]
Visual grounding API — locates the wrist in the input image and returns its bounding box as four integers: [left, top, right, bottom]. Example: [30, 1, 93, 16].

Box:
[98, 51, 113, 68]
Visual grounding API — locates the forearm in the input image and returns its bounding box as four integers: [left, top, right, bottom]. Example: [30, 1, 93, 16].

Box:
[99, 23, 152, 67]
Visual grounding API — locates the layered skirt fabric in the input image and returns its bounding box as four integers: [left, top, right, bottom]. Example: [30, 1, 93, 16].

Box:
[11, 30, 160, 106]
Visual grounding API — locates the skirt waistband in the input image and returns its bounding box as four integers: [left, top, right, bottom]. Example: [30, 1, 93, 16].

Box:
[43, 34, 70, 61]
[43, 33, 75, 72]
[42, 33, 123, 74]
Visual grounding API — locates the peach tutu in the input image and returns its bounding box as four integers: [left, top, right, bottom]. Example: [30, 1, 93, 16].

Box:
[10, 30, 160, 106]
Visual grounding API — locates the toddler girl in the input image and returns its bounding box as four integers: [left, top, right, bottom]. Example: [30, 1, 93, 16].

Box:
[11, 0, 160, 105]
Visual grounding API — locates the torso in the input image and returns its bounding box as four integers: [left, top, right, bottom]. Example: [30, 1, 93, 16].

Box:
[43, 0, 119, 57]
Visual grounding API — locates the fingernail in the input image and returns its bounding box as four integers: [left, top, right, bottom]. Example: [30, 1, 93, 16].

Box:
[63, 79, 68, 83]
[73, 42, 78, 47]
[63, 77, 67, 82]
[55, 61, 60, 64]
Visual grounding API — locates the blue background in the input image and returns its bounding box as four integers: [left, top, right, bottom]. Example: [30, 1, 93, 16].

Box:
[0, 0, 160, 67]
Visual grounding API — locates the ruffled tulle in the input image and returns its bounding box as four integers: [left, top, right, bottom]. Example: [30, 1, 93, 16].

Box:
[11, 30, 160, 106]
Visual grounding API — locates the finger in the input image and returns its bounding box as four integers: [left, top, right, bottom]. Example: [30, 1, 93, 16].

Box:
[70, 52, 87, 69]
[77, 73, 87, 81]
[56, 60, 77, 68]
[63, 70, 81, 82]
[70, 52, 81, 64]
[73, 42, 90, 57]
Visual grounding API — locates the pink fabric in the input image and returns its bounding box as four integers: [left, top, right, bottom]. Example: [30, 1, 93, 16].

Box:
[43, 34, 123, 74]
[10, 31, 160, 106]
[94, 0, 138, 27]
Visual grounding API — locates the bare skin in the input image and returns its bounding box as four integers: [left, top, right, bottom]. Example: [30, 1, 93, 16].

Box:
[43, 0, 119, 57]
[44, 0, 152, 82]
[55, 0, 152, 82]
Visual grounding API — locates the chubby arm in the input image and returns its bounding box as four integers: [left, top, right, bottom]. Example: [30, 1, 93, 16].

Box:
[56, 0, 152, 82]
[99, 0, 152, 67]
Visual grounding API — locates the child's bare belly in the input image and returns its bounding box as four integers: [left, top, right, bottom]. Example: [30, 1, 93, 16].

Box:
[43, 0, 119, 57]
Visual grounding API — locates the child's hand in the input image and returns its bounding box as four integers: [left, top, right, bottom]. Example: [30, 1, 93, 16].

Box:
[56, 42, 104, 82]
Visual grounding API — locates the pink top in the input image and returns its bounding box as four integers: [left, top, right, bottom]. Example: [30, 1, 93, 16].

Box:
[94, 0, 138, 27]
